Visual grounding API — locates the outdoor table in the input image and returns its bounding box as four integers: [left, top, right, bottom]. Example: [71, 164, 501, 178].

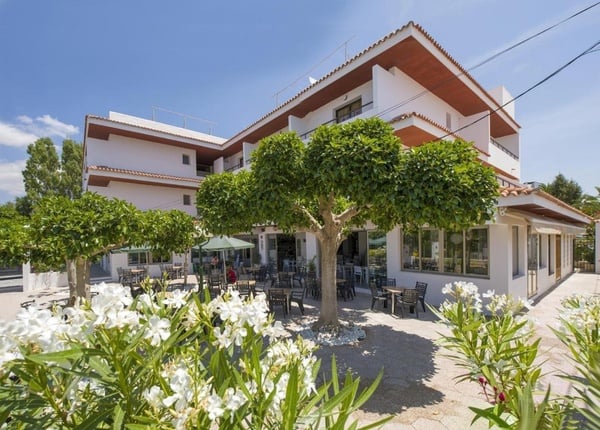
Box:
[130, 268, 146, 283]
[383, 286, 407, 314]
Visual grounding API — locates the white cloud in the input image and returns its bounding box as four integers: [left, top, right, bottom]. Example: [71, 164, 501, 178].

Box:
[0, 115, 79, 148]
[0, 159, 26, 197]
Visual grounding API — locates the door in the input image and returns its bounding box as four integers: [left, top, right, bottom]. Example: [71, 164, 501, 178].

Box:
[555, 236, 562, 280]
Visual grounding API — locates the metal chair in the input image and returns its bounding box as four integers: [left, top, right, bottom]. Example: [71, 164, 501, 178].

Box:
[415, 281, 428, 312]
[267, 288, 288, 317]
[369, 282, 389, 310]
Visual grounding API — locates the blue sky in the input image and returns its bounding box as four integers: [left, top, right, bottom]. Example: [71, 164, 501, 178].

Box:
[0, 0, 598, 203]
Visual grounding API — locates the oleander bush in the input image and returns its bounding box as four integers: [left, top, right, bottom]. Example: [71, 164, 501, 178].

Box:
[0, 282, 389, 429]
[435, 281, 600, 429]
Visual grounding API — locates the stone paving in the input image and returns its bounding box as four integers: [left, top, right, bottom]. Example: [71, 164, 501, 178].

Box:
[1, 272, 599, 429]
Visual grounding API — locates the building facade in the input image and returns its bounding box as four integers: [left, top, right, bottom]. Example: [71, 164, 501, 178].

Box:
[83, 22, 590, 303]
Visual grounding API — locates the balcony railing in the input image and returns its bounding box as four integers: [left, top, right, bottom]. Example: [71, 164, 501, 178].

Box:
[299, 101, 374, 140]
[491, 138, 518, 160]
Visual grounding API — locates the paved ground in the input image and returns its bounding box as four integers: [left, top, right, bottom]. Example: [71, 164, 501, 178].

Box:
[1, 272, 599, 429]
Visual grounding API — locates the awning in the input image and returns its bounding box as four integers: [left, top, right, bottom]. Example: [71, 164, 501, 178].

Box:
[526, 215, 585, 235]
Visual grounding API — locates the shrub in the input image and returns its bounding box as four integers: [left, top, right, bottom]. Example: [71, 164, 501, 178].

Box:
[0, 282, 389, 429]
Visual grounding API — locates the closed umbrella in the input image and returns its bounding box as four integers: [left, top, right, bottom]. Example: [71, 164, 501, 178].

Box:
[194, 236, 255, 282]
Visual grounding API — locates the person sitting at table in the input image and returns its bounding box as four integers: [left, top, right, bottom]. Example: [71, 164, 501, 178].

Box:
[227, 265, 237, 284]
[211, 255, 219, 268]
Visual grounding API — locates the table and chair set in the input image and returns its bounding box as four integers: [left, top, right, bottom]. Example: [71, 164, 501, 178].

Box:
[369, 278, 428, 318]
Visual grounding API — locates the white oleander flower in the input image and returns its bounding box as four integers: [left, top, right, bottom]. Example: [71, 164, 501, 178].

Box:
[143, 385, 164, 409]
[144, 315, 171, 346]
[163, 289, 189, 309]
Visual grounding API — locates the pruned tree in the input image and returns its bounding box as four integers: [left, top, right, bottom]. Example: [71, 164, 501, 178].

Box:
[196, 118, 498, 330]
[25, 192, 196, 300]
[0, 204, 28, 267]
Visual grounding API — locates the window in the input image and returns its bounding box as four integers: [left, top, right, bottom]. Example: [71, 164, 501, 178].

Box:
[444, 231, 464, 273]
[402, 227, 489, 277]
[335, 98, 362, 123]
[512, 226, 519, 277]
[182, 154, 190, 165]
[402, 230, 420, 270]
[127, 251, 171, 266]
[421, 228, 440, 272]
[466, 228, 488, 276]
[445, 112, 452, 129]
[183, 194, 191, 206]
[128, 251, 148, 266]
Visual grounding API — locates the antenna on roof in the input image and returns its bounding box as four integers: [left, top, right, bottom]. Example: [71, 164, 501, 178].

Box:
[273, 36, 355, 107]
[151, 106, 218, 135]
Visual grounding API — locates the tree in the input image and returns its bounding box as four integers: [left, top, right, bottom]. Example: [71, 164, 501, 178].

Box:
[25, 192, 197, 300]
[22, 137, 61, 208]
[196, 118, 498, 330]
[59, 139, 83, 199]
[0, 204, 28, 267]
[540, 173, 583, 207]
[580, 186, 600, 219]
[21, 137, 83, 214]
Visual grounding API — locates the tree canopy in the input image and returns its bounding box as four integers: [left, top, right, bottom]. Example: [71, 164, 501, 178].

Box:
[4, 192, 197, 299]
[540, 173, 583, 207]
[20, 137, 83, 214]
[197, 118, 499, 329]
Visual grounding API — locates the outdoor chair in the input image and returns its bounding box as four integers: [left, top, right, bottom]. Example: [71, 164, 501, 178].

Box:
[415, 281, 428, 312]
[267, 288, 288, 317]
[354, 266, 364, 285]
[307, 276, 321, 299]
[369, 282, 389, 310]
[396, 288, 419, 318]
[236, 279, 253, 299]
[290, 283, 307, 315]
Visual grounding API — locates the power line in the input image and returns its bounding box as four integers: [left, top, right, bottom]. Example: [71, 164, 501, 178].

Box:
[435, 39, 600, 141]
[374, 1, 600, 120]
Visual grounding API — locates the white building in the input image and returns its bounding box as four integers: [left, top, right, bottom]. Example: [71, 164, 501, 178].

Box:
[83, 22, 590, 304]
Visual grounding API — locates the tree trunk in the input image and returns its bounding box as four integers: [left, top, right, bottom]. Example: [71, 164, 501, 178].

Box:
[312, 226, 340, 331]
[66, 259, 77, 300]
[75, 257, 90, 300]
[183, 250, 189, 287]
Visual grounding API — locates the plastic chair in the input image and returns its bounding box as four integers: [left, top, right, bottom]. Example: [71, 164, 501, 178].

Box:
[396, 288, 419, 318]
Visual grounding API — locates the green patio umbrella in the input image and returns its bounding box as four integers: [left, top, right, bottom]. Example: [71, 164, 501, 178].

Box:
[194, 236, 255, 281]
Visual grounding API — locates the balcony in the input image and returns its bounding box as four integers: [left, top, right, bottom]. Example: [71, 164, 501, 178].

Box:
[490, 138, 518, 160]
[299, 101, 374, 140]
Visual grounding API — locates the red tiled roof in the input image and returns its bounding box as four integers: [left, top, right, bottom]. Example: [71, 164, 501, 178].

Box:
[498, 186, 535, 197]
[88, 165, 201, 184]
[390, 111, 461, 140]
[225, 21, 519, 146]
[499, 186, 591, 220]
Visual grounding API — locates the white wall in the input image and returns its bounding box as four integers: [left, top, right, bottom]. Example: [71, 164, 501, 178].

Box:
[22, 262, 68, 292]
[88, 182, 197, 215]
[377, 66, 463, 135]
[87, 136, 197, 179]
[596, 221, 600, 274]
